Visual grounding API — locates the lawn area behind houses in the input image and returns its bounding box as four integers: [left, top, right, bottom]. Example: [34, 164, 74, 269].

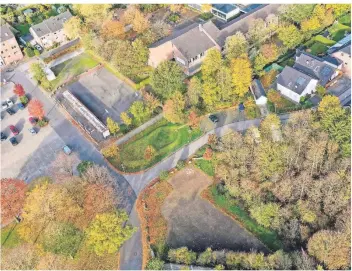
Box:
[1, 223, 22, 249]
[50, 53, 99, 88]
[106, 119, 203, 172]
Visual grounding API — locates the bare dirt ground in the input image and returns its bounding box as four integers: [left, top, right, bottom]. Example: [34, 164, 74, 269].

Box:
[161, 166, 268, 252]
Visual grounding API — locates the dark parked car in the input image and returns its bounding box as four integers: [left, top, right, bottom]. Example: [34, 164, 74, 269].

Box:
[209, 114, 219, 123]
[6, 69, 14, 73]
[1, 132, 7, 141]
[10, 137, 18, 146]
[9, 125, 19, 135]
[29, 117, 37, 125]
[29, 127, 37, 134]
[6, 108, 15, 115]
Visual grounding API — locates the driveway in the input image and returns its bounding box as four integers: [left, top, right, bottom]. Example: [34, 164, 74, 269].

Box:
[66, 68, 141, 124]
[162, 166, 268, 252]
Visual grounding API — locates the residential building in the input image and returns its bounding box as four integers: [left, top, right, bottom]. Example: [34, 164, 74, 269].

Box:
[0, 24, 23, 67]
[330, 42, 351, 77]
[277, 66, 318, 103]
[148, 4, 280, 75]
[250, 79, 267, 105]
[211, 4, 241, 22]
[19, 33, 36, 46]
[30, 11, 72, 49]
[327, 33, 350, 54]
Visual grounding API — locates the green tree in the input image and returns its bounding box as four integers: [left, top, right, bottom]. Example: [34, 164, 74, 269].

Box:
[120, 112, 132, 126]
[24, 47, 34, 57]
[129, 101, 152, 126]
[151, 61, 184, 100]
[197, 248, 215, 266]
[168, 247, 197, 265]
[224, 32, 248, 60]
[106, 117, 120, 135]
[247, 18, 268, 44]
[41, 222, 83, 257]
[231, 54, 252, 97]
[77, 161, 94, 175]
[85, 211, 136, 256]
[186, 77, 202, 107]
[163, 91, 185, 123]
[250, 202, 280, 228]
[277, 25, 303, 49]
[146, 258, 165, 270]
[307, 230, 350, 270]
[315, 84, 326, 97]
[326, 4, 351, 17]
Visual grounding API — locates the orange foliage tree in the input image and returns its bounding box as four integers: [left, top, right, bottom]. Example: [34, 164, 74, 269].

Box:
[144, 145, 156, 161]
[101, 20, 125, 39]
[1, 178, 27, 224]
[203, 147, 213, 160]
[28, 99, 45, 120]
[13, 84, 25, 97]
[188, 111, 200, 129]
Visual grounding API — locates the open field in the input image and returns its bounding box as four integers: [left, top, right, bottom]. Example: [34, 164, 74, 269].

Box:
[161, 166, 268, 252]
[107, 119, 202, 172]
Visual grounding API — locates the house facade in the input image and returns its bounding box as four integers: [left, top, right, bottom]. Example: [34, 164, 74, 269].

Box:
[30, 11, 72, 49]
[211, 4, 241, 22]
[331, 43, 351, 78]
[0, 24, 23, 67]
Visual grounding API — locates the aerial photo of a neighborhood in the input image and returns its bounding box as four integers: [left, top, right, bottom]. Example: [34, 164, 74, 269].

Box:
[0, 2, 351, 270]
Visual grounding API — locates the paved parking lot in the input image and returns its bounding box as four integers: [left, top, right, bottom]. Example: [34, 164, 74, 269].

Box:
[1, 82, 65, 181]
[66, 68, 141, 124]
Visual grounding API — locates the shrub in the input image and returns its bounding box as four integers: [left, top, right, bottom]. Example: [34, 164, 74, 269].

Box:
[102, 144, 119, 158]
[37, 119, 48, 127]
[20, 95, 29, 105]
[199, 12, 213, 20]
[197, 248, 215, 266]
[34, 49, 40, 56]
[146, 258, 165, 270]
[168, 13, 180, 23]
[215, 264, 225, 270]
[77, 161, 94, 175]
[168, 247, 197, 265]
[176, 160, 186, 170]
[159, 170, 169, 181]
[24, 47, 34, 57]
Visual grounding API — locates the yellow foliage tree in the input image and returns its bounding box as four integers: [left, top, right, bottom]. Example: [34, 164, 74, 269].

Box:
[231, 54, 252, 97]
[63, 16, 82, 39]
[201, 4, 212, 12]
[101, 20, 125, 39]
[102, 144, 119, 158]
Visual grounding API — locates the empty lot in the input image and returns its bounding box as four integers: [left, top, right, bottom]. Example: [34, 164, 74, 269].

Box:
[161, 166, 268, 252]
[67, 67, 141, 124]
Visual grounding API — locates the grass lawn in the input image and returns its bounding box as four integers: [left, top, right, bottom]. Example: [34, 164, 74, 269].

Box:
[107, 118, 203, 172]
[14, 24, 30, 35]
[328, 22, 351, 42]
[339, 13, 351, 26]
[314, 35, 336, 46]
[1, 223, 23, 248]
[308, 42, 329, 56]
[50, 53, 99, 88]
[204, 185, 283, 251]
[195, 159, 215, 177]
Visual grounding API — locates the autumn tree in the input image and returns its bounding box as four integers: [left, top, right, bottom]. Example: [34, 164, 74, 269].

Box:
[188, 111, 200, 129]
[308, 230, 350, 269]
[120, 112, 132, 126]
[1, 244, 39, 270]
[326, 4, 351, 17]
[151, 61, 184, 100]
[82, 164, 116, 189]
[203, 148, 213, 160]
[50, 152, 80, 179]
[267, 89, 284, 111]
[279, 4, 315, 23]
[163, 91, 185, 123]
[247, 18, 268, 44]
[85, 211, 136, 256]
[1, 178, 27, 224]
[169, 4, 184, 13]
[132, 10, 150, 33]
[73, 4, 112, 27]
[231, 54, 252, 97]
[106, 117, 120, 135]
[13, 83, 25, 96]
[260, 70, 278, 89]
[261, 43, 279, 61]
[201, 4, 212, 12]
[224, 32, 248, 60]
[102, 144, 119, 158]
[250, 202, 280, 228]
[277, 25, 303, 49]
[28, 99, 45, 120]
[101, 20, 125, 40]
[168, 247, 197, 265]
[186, 77, 202, 107]
[150, 20, 169, 41]
[144, 145, 156, 161]
[142, 89, 161, 113]
[63, 16, 82, 39]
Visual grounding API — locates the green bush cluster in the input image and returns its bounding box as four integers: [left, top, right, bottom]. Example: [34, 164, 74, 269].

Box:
[159, 170, 169, 181]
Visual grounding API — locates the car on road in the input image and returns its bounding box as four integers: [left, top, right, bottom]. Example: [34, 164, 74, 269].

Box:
[29, 127, 37, 134]
[209, 114, 219, 123]
[6, 98, 14, 107]
[1, 132, 7, 141]
[6, 108, 15, 115]
[63, 145, 72, 155]
[18, 103, 25, 110]
[10, 137, 18, 146]
[34, 44, 42, 51]
[2, 102, 8, 110]
[29, 117, 37, 125]
[9, 125, 19, 135]
[6, 69, 14, 73]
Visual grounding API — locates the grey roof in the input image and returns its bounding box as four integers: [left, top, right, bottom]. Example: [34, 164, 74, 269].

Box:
[277, 66, 315, 95]
[172, 26, 217, 60]
[251, 79, 266, 99]
[294, 51, 335, 86]
[0, 24, 15, 42]
[323, 55, 343, 67]
[30, 11, 72, 37]
[40, 38, 80, 59]
[241, 4, 263, 13]
[212, 4, 238, 14]
[20, 33, 34, 42]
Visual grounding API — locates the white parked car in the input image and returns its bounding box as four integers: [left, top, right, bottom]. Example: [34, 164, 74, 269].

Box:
[6, 98, 14, 107]
[1, 102, 8, 110]
[34, 44, 42, 51]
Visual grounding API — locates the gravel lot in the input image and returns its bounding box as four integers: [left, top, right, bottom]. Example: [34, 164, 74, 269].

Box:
[161, 166, 268, 252]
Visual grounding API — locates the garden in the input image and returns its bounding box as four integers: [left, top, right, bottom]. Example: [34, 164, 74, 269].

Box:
[105, 118, 203, 173]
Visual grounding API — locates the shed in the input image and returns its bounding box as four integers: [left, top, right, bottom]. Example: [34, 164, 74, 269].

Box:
[250, 79, 267, 105]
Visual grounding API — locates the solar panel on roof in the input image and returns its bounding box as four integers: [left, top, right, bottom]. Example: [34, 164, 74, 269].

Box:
[321, 66, 332, 76]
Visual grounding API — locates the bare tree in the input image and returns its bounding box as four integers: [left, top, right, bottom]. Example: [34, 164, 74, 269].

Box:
[50, 152, 79, 180]
[82, 164, 116, 189]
